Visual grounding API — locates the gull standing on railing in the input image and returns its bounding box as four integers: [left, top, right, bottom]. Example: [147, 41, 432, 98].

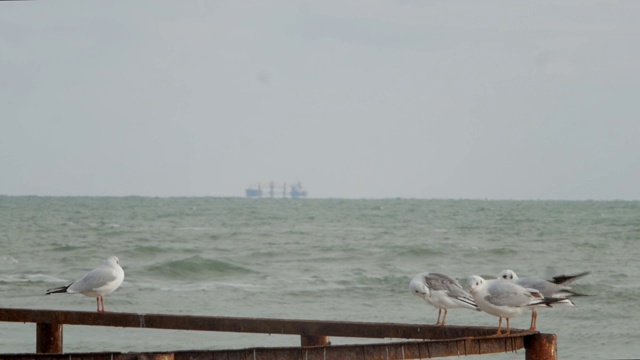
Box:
[496, 269, 588, 329]
[46, 256, 125, 312]
[410, 272, 478, 326]
[468, 275, 569, 335]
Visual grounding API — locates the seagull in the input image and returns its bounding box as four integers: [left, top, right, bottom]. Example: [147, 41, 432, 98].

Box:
[46, 256, 125, 312]
[496, 269, 588, 330]
[497, 269, 590, 297]
[409, 272, 478, 326]
[467, 275, 568, 335]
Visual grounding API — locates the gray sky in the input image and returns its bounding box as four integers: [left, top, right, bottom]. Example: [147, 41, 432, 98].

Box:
[2, 1, 639, 200]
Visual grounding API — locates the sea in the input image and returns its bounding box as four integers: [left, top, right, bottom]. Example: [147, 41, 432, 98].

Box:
[0, 197, 638, 359]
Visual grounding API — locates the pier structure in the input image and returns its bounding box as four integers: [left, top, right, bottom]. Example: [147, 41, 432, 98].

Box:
[0, 308, 556, 359]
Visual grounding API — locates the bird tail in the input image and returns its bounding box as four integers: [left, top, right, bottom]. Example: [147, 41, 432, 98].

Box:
[530, 296, 573, 308]
[46, 284, 71, 295]
[553, 289, 590, 297]
[549, 297, 575, 307]
[549, 271, 591, 286]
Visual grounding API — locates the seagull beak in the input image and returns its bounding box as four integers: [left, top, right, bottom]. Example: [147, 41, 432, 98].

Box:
[470, 287, 475, 294]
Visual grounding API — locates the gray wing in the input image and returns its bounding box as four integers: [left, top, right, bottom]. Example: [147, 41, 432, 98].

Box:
[68, 265, 118, 293]
[485, 281, 535, 307]
[515, 278, 560, 297]
[425, 273, 472, 299]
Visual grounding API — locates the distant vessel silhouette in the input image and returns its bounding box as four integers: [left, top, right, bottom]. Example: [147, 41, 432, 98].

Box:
[245, 181, 307, 199]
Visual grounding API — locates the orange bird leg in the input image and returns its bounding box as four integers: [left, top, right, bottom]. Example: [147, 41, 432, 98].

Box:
[529, 309, 538, 331]
[496, 317, 503, 335]
[441, 309, 448, 326]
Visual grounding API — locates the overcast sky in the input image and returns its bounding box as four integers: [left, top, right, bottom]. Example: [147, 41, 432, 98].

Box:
[1, 1, 639, 200]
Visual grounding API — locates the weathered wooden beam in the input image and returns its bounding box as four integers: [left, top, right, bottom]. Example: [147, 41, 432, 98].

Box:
[0, 337, 526, 359]
[0, 308, 556, 359]
[0, 308, 531, 340]
[1, 353, 175, 360]
[36, 323, 62, 354]
[301, 334, 330, 347]
[525, 333, 557, 360]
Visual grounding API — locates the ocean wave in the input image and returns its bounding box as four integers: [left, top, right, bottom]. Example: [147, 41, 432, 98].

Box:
[131, 245, 172, 256]
[0, 256, 19, 264]
[571, 240, 608, 249]
[50, 244, 88, 252]
[143, 256, 255, 280]
[132, 279, 262, 293]
[0, 273, 68, 284]
[397, 247, 448, 257]
[479, 247, 519, 255]
[337, 273, 409, 288]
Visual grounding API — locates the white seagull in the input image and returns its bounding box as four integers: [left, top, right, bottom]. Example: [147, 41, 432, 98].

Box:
[467, 275, 567, 335]
[46, 256, 125, 312]
[496, 269, 587, 330]
[409, 272, 478, 326]
[497, 269, 590, 297]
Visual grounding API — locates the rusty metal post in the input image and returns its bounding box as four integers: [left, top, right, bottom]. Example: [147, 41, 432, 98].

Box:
[36, 322, 63, 353]
[525, 333, 557, 360]
[301, 335, 330, 347]
[136, 354, 175, 360]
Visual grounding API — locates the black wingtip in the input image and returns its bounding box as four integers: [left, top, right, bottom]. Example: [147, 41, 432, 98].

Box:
[46, 284, 71, 295]
[454, 296, 478, 309]
[532, 296, 572, 308]
[550, 271, 591, 285]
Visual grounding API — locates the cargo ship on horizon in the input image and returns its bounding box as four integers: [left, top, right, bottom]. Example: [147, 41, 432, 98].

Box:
[245, 181, 307, 199]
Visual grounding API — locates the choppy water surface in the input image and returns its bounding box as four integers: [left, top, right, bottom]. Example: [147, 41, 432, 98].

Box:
[1, 197, 638, 358]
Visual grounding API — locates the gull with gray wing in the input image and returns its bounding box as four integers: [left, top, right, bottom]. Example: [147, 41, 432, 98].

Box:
[409, 272, 478, 326]
[46, 256, 125, 312]
[496, 269, 587, 329]
[468, 275, 569, 334]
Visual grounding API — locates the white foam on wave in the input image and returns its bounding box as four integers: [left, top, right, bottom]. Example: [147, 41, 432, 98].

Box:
[0, 273, 68, 283]
[148, 281, 263, 292]
[0, 256, 19, 264]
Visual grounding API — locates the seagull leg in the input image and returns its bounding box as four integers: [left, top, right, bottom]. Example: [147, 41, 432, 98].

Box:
[529, 309, 537, 331]
[505, 318, 511, 335]
[99, 296, 105, 312]
[95, 297, 100, 312]
[496, 317, 503, 335]
[441, 309, 448, 326]
[435, 309, 442, 326]
[96, 296, 104, 312]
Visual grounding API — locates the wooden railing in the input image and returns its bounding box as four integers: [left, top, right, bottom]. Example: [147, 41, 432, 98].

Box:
[0, 308, 556, 359]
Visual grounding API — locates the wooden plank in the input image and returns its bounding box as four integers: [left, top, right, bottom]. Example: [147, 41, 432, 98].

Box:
[36, 323, 62, 354]
[525, 333, 557, 360]
[0, 308, 556, 359]
[0, 308, 532, 340]
[0, 338, 527, 359]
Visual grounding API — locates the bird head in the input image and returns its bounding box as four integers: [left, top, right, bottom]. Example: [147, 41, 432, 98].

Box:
[467, 275, 484, 295]
[497, 269, 518, 280]
[409, 274, 430, 297]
